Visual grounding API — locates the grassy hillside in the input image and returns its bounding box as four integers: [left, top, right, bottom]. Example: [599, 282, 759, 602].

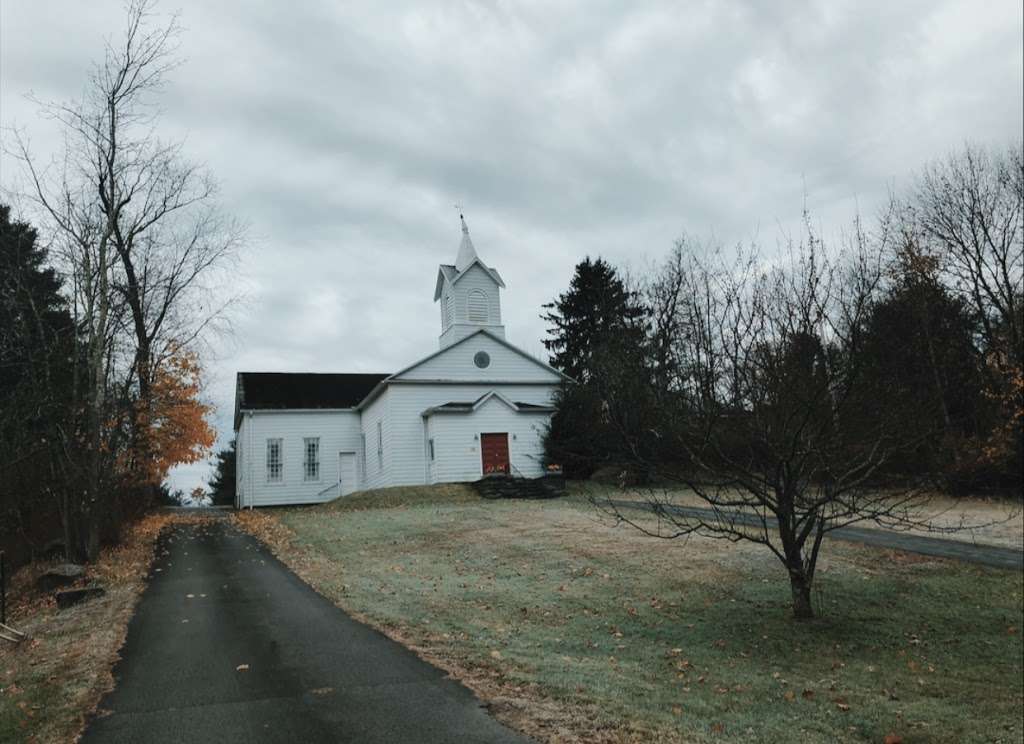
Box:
[238, 485, 1023, 743]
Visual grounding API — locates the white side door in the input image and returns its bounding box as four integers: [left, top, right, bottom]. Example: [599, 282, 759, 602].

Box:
[338, 452, 358, 496]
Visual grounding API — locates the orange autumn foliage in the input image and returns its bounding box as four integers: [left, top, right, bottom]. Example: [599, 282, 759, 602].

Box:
[132, 349, 216, 485]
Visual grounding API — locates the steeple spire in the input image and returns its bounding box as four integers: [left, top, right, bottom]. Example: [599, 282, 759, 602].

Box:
[454, 212, 478, 273]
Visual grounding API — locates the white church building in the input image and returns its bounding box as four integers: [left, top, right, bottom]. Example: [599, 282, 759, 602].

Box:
[233, 217, 568, 507]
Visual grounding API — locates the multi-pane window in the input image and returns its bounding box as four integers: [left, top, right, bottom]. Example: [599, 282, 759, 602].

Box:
[266, 438, 282, 482]
[303, 437, 320, 481]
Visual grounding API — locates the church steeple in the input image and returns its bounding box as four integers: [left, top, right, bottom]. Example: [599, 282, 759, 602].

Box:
[433, 213, 507, 349]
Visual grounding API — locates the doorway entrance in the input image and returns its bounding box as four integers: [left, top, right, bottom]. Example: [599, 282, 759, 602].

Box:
[480, 433, 510, 475]
[338, 452, 357, 496]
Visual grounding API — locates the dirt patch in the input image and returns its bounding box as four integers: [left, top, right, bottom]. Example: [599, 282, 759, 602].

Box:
[0, 510, 216, 743]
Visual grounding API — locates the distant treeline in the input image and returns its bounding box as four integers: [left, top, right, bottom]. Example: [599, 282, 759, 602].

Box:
[543, 142, 1022, 497]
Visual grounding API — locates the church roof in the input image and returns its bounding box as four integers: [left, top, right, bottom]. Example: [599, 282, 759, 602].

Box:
[234, 372, 389, 429]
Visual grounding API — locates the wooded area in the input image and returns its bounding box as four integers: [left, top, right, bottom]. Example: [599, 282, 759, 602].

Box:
[0, 1, 242, 565]
[543, 142, 1022, 617]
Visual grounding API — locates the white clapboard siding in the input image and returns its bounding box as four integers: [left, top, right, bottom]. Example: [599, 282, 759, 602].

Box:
[395, 333, 561, 383]
[383, 382, 556, 486]
[236, 410, 363, 507]
[426, 397, 549, 483]
[358, 392, 390, 491]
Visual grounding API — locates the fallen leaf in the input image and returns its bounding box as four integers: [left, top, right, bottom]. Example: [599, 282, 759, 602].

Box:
[836, 702, 850, 712]
[801, 689, 815, 700]
[490, 650, 502, 660]
[783, 691, 796, 702]
[236, 664, 250, 672]
[671, 705, 682, 716]
[883, 734, 903, 744]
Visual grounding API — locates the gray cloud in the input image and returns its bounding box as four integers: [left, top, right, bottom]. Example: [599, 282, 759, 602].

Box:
[2, 0, 1021, 493]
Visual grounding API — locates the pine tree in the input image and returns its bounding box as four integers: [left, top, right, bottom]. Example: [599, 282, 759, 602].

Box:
[0, 204, 78, 553]
[541, 257, 651, 478]
[207, 439, 236, 506]
[541, 257, 648, 382]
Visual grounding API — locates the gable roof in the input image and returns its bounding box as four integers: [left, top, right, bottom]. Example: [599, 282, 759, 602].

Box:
[234, 372, 389, 429]
[356, 329, 570, 410]
[421, 391, 555, 417]
[433, 262, 505, 301]
[390, 329, 568, 382]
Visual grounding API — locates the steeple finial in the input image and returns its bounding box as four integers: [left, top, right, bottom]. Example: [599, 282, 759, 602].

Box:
[454, 203, 470, 235]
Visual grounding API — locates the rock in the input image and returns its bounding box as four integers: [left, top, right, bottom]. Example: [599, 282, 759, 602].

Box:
[36, 563, 86, 592]
[55, 586, 106, 609]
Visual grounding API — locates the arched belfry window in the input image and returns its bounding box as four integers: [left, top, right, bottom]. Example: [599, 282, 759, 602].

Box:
[468, 289, 489, 323]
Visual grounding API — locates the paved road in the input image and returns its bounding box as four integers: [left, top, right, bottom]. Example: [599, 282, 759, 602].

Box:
[605, 500, 1024, 570]
[81, 520, 530, 744]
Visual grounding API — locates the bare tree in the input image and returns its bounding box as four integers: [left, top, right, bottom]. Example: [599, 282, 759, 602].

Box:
[5, 0, 244, 558]
[597, 223, 951, 619]
[908, 143, 1023, 372]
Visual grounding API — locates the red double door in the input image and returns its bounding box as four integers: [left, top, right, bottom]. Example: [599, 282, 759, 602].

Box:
[480, 433, 510, 475]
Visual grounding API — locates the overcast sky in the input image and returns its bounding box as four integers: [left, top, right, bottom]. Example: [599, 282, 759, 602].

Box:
[2, 0, 1021, 494]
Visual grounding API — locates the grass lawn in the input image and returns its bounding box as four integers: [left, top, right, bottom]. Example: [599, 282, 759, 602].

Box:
[0, 512, 212, 744]
[236, 485, 1023, 744]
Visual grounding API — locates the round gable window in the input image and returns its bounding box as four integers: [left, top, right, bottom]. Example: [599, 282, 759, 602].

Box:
[474, 351, 491, 369]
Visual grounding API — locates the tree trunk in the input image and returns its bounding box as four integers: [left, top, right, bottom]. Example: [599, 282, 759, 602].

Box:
[788, 567, 815, 620]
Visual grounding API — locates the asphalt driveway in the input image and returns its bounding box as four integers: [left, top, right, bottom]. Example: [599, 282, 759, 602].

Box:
[606, 500, 1024, 570]
[81, 519, 530, 744]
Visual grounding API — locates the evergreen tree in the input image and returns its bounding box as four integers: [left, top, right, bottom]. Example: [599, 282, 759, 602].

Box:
[207, 439, 236, 506]
[541, 257, 648, 382]
[855, 268, 989, 485]
[0, 204, 78, 554]
[542, 258, 651, 478]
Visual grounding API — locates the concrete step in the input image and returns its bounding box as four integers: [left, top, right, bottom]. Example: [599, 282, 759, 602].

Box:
[473, 475, 565, 500]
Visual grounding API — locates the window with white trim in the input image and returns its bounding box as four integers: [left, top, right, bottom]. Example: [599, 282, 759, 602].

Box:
[266, 438, 283, 482]
[377, 420, 383, 469]
[467, 289, 488, 323]
[303, 437, 320, 481]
